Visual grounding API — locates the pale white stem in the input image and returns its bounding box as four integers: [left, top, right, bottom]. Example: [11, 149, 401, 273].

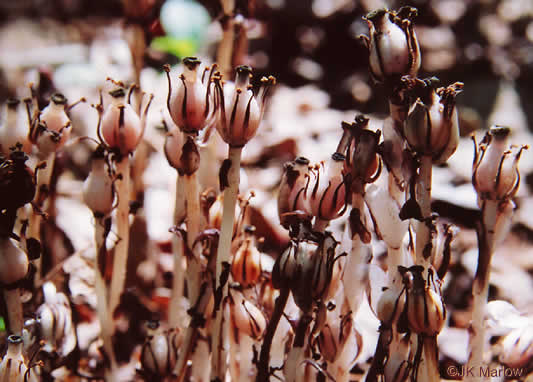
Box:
[238, 334, 255, 382]
[465, 200, 499, 382]
[217, 18, 235, 78]
[184, 173, 201, 249]
[343, 193, 371, 316]
[212, 147, 242, 380]
[415, 155, 432, 267]
[169, 176, 186, 329]
[94, 217, 117, 379]
[387, 246, 403, 285]
[3, 289, 23, 334]
[109, 156, 130, 314]
[191, 336, 211, 382]
[417, 336, 440, 382]
[30, 152, 56, 285]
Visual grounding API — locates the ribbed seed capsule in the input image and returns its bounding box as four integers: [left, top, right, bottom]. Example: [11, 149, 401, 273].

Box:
[166, 57, 215, 134]
[140, 322, 180, 378]
[404, 82, 462, 163]
[0, 98, 31, 156]
[472, 126, 528, 202]
[306, 232, 338, 302]
[101, 88, 142, 156]
[278, 157, 311, 226]
[214, 66, 275, 147]
[272, 239, 316, 290]
[377, 285, 406, 325]
[307, 153, 347, 221]
[405, 266, 446, 336]
[231, 227, 262, 288]
[39, 94, 71, 136]
[0, 335, 38, 382]
[362, 7, 420, 84]
[229, 289, 266, 340]
[82, 147, 114, 217]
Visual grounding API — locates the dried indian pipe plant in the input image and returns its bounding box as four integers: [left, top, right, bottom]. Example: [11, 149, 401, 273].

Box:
[98, 85, 152, 315]
[211, 65, 275, 380]
[466, 126, 528, 381]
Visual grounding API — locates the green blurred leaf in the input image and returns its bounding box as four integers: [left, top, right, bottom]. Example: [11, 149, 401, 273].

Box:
[151, 36, 198, 58]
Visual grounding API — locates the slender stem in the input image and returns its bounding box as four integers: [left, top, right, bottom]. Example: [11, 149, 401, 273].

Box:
[257, 288, 290, 382]
[284, 314, 312, 382]
[387, 247, 403, 285]
[30, 152, 56, 285]
[169, 175, 186, 328]
[343, 193, 371, 316]
[217, 18, 235, 78]
[465, 200, 498, 382]
[184, 172, 201, 249]
[94, 217, 117, 379]
[212, 146, 242, 380]
[415, 155, 432, 266]
[418, 336, 440, 382]
[109, 156, 130, 314]
[3, 289, 23, 334]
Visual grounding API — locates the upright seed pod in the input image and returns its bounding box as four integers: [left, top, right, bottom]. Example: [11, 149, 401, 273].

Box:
[213, 66, 275, 148]
[231, 226, 262, 288]
[0, 237, 29, 286]
[307, 153, 348, 222]
[0, 335, 39, 382]
[361, 7, 421, 84]
[101, 88, 142, 156]
[82, 147, 114, 217]
[166, 57, 216, 134]
[278, 157, 311, 227]
[140, 321, 181, 379]
[0, 98, 31, 155]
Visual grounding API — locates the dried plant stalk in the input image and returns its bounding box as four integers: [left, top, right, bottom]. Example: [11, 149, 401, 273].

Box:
[109, 156, 130, 314]
[212, 146, 242, 380]
[169, 176, 186, 328]
[93, 217, 117, 380]
[3, 289, 23, 334]
[465, 200, 499, 382]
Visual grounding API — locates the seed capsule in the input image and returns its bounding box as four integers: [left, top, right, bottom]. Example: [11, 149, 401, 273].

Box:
[0, 335, 39, 382]
[229, 289, 266, 340]
[214, 66, 275, 148]
[101, 88, 142, 155]
[140, 322, 180, 378]
[404, 81, 462, 163]
[0, 98, 31, 156]
[39, 94, 71, 138]
[307, 153, 348, 221]
[362, 7, 420, 84]
[278, 157, 311, 227]
[166, 57, 215, 134]
[272, 239, 316, 291]
[472, 126, 527, 202]
[83, 147, 114, 217]
[405, 266, 446, 336]
[231, 228, 262, 288]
